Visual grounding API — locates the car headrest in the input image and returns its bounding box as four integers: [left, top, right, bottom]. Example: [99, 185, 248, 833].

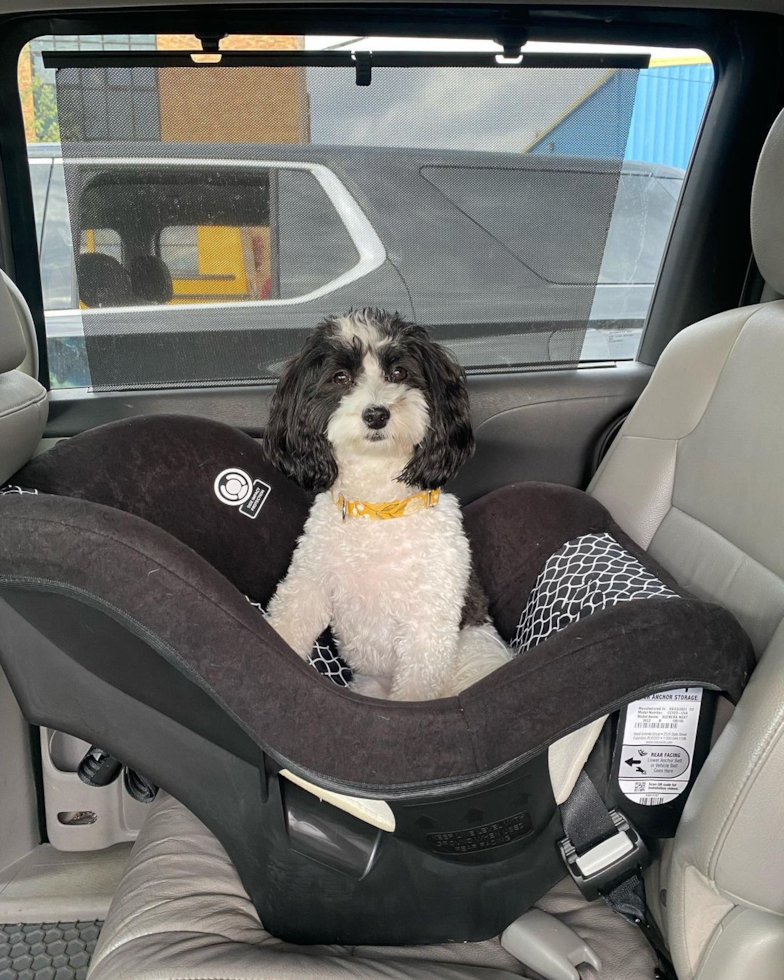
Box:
[0, 271, 47, 483]
[77, 253, 135, 308]
[0, 270, 28, 374]
[751, 106, 784, 296]
[129, 255, 174, 304]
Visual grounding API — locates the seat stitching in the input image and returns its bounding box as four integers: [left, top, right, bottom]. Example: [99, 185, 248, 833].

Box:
[0, 386, 46, 417]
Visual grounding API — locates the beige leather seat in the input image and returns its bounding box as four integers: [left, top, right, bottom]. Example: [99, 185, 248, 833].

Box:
[590, 107, 784, 980]
[87, 792, 656, 980]
[87, 108, 784, 980]
[0, 269, 47, 481]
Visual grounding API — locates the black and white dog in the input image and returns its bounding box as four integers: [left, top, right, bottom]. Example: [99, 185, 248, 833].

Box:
[266, 309, 510, 700]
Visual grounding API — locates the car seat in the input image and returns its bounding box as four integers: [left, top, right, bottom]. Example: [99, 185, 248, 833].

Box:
[128, 255, 174, 304]
[76, 253, 135, 308]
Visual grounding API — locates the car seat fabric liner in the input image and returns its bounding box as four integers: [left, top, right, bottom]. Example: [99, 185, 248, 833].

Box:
[5, 415, 751, 786]
[0, 415, 753, 945]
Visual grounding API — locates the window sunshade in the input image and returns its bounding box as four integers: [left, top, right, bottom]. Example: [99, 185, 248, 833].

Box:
[47, 51, 645, 390]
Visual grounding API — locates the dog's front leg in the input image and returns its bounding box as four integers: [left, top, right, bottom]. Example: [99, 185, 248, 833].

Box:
[389, 619, 460, 701]
[267, 543, 331, 659]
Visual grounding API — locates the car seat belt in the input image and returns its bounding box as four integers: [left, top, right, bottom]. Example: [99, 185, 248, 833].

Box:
[559, 770, 676, 980]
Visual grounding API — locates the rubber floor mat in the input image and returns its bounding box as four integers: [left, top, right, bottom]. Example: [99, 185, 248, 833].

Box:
[0, 921, 102, 980]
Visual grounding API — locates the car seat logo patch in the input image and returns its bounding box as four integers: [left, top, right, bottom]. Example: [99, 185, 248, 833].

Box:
[214, 468, 270, 519]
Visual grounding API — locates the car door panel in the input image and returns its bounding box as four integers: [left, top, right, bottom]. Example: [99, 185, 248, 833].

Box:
[44, 362, 650, 499]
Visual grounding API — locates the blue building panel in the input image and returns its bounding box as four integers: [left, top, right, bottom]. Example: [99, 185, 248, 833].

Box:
[530, 62, 714, 172]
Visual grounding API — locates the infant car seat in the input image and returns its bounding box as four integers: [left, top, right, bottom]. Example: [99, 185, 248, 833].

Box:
[0, 408, 751, 951]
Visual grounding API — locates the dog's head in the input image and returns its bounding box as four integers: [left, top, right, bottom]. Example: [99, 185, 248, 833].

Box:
[265, 309, 474, 493]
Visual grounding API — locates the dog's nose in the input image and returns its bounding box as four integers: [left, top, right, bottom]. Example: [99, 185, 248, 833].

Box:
[362, 405, 390, 430]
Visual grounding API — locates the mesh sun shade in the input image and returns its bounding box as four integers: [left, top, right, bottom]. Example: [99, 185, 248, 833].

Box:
[51, 58, 640, 390]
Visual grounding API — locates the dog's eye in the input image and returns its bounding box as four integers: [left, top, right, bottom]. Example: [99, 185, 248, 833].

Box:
[332, 370, 351, 386]
[390, 366, 408, 382]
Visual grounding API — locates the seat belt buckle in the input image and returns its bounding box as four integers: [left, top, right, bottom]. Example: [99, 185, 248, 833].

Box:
[559, 809, 650, 901]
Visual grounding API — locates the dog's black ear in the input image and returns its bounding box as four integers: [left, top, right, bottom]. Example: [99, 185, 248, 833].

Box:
[402, 335, 474, 490]
[264, 342, 338, 494]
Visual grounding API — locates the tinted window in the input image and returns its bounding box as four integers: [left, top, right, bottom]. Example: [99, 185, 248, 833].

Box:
[75, 166, 362, 306]
[422, 165, 629, 286]
[20, 36, 712, 388]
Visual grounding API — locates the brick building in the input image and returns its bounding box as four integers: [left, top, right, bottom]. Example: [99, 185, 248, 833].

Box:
[20, 34, 307, 144]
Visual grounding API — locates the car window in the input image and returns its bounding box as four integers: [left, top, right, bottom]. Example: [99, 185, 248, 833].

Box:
[20, 35, 713, 389]
[421, 166, 682, 288]
[80, 227, 122, 263]
[277, 169, 359, 299]
[421, 165, 638, 286]
[600, 174, 682, 285]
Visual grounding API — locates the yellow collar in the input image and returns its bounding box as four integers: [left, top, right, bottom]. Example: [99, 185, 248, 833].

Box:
[334, 488, 441, 520]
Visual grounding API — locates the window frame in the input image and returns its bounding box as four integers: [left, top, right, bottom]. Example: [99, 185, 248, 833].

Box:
[36, 156, 384, 326]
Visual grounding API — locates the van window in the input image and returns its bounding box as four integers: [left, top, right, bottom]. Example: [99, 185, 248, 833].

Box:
[80, 228, 122, 262]
[20, 36, 713, 389]
[155, 169, 359, 304]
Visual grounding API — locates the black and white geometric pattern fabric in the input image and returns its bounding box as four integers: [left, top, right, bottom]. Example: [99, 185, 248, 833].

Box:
[512, 532, 679, 654]
[246, 597, 353, 687]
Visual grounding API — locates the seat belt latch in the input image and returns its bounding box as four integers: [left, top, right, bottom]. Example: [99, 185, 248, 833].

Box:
[559, 809, 650, 901]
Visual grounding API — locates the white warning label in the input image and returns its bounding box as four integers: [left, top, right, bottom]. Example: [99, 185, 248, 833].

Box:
[618, 688, 703, 806]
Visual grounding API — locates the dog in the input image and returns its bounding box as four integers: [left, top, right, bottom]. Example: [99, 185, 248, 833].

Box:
[265, 309, 511, 700]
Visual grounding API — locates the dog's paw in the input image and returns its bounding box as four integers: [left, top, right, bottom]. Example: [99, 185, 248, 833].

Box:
[351, 674, 393, 699]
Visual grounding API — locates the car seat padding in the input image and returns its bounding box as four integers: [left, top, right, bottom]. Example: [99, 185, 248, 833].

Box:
[6, 416, 753, 791]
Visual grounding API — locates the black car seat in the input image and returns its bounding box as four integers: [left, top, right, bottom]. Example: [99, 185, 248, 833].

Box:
[76, 253, 135, 308]
[128, 255, 174, 304]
